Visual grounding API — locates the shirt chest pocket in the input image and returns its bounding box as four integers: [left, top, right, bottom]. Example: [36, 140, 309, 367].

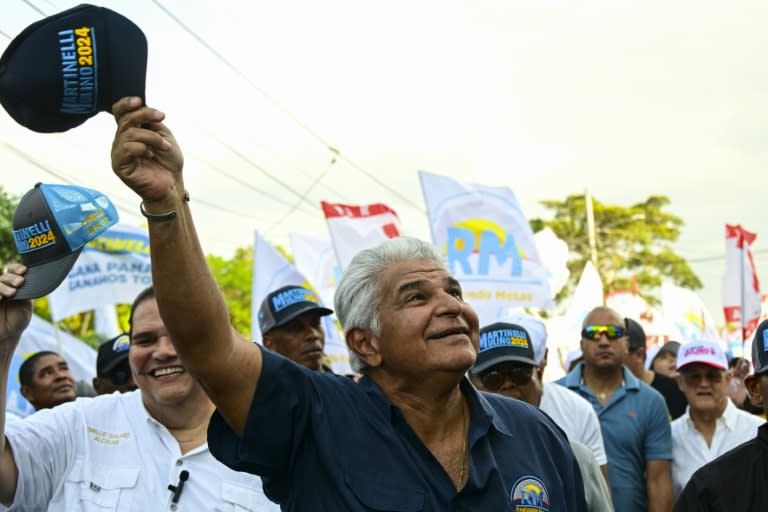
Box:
[214, 481, 276, 511]
[64, 458, 140, 511]
[344, 473, 425, 512]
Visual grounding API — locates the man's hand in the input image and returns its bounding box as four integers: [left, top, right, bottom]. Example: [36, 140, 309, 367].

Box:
[111, 97, 185, 203]
[0, 264, 33, 348]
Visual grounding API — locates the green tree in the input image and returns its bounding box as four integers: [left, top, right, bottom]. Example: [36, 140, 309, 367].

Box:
[0, 185, 20, 265]
[530, 194, 701, 303]
[207, 246, 253, 338]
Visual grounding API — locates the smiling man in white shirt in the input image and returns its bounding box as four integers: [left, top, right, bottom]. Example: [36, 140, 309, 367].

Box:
[670, 339, 763, 500]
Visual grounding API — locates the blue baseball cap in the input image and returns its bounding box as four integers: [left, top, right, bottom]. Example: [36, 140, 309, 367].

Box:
[752, 319, 768, 375]
[472, 322, 537, 374]
[258, 285, 333, 334]
[11, 183, 119, 300]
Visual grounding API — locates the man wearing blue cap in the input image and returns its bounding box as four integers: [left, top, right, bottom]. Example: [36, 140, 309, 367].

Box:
[257, 285, 333, 372]
[675, 319, 768, 511]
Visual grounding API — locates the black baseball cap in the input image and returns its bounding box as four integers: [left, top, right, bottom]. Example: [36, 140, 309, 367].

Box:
[11, 183, 119, 300]
[0, 4, 147, 133]
[625, 318, 647, 351]
[258, 285, 333, 335]
[96, 333, 131, 377]
[472, 322, 537, 374]
[752, 319, 768, 375]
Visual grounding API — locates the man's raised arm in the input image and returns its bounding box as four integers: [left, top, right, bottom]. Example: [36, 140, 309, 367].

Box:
[111, 97, 261, 434]
[0, 264, 31, 505]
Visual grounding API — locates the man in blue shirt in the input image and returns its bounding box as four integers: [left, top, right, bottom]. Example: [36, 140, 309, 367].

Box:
[104, 96, 588, 511]
[559, 306, 673, 512]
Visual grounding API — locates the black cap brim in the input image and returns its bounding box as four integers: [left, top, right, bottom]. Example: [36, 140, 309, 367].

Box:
[11, 248, 81, 301]
[268, 304, 333, 332]
[471, 353, 537, 374]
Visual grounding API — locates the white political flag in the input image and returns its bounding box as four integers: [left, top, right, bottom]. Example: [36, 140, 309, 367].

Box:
[47, 224, 152, 321]
[419, 170, 552, 326]
[534, 227, 570, 297]
[321, 201, 401, 271]
[289, 232, 341, 309]
[662, 281, 718, 342]
[252, 231, 351, 374]
[722, 224, 761, 341]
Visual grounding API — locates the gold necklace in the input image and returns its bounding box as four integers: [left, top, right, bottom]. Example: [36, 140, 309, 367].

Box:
[456, 400, 469, 491]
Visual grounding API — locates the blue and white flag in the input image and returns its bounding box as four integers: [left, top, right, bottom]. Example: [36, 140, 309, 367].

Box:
[419, 171, 553, 326]
[47, 224, 152, 321]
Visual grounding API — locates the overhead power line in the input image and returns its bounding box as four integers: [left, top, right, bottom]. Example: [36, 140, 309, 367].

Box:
[688, 249, 768, 264]
[20, 0, 46, 16]
[151, 0, 424, 214]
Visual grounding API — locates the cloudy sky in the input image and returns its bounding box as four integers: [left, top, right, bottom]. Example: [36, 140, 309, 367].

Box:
[1, 0, 766, 322]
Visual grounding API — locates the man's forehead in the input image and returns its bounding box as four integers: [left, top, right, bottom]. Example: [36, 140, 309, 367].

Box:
[585, 309, 622, 325]
[34, 355, 66, 372]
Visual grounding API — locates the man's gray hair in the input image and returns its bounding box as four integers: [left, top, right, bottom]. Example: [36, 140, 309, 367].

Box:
[334, 236, 446, 373]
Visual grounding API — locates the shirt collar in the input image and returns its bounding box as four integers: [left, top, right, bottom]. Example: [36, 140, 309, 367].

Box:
[563, 363, 640, 390]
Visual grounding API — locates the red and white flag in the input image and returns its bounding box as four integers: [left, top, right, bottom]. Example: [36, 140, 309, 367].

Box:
[722, 224, 761, 341]
[321, 201, 402, 270]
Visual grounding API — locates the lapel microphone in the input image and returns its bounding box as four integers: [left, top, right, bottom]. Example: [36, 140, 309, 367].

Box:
[168, 470, 189, 504]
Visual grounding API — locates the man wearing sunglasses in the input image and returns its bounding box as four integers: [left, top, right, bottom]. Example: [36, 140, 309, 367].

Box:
[470, 317, 613, 511]
[675, 319, 768, 511]
[558, 306, 673, 512]
[92, 333, 138, 395]
[669, 339, 763, 501]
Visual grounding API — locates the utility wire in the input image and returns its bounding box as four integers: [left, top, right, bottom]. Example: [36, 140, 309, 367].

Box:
[265, 155, 337, 236]
[188, 152, 317, 215]
[187, 121, 321, 211]
[20, 0, 46, 16]
[688, 249, 768, 264]
[151, 0, 424, 213]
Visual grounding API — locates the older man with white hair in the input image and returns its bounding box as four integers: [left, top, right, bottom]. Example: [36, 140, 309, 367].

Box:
[670, 339, 763, 500]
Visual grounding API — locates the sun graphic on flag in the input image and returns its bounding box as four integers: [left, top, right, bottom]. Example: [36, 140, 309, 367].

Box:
[445, 218, 528, 259]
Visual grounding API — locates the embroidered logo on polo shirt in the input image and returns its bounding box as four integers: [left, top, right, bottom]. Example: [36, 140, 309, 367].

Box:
[511, 475, 550, 511]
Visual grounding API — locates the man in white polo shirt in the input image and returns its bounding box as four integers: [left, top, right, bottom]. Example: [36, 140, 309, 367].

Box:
[0, 278, 278, 511]
[670, 339, 764, 500]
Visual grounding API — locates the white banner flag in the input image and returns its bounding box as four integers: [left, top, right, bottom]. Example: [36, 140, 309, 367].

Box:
[47, 224, 152, 321]
[289, 232, 341, 309]
[662, 280, 718, 342]
[321, 201, 402, 271]
[534, 227, 570, 297]
[252, 231, 351, 374]
[419, 170, 552, 326]
[8, 315, 97, 418]
[722, 224, 761, 341]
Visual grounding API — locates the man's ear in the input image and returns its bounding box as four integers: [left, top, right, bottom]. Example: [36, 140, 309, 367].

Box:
[261, 335, 275, 351]
[745, 375, 764, 408]
[346, 328, 383, 369]
[20, 385, 34, 405]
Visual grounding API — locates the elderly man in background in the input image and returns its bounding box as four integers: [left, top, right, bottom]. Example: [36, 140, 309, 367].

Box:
[470, 315, 613, 511]
[675, 319, 768, 511]
[670, 339, 763, 500]
[106, 96, 587, 510]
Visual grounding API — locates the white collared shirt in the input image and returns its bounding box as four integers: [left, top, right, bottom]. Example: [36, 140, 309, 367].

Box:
[4, 390, 279, 511]
[540, 381, 608, 465]
[671, 398, 764, 500]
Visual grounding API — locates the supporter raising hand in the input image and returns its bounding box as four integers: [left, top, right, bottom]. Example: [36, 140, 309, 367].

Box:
[111, 97, 185, 206]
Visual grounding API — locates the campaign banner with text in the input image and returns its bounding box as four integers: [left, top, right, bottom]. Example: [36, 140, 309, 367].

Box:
[419, 171, 552, 326]
[252, 231, 351, 374]
[321, 201, 402, 271]
[722, 224, 761, 341]
[47, 224, 152, 321]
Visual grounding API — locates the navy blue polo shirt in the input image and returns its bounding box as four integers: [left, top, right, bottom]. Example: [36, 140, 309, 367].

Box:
[209, 347, 587, 511]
